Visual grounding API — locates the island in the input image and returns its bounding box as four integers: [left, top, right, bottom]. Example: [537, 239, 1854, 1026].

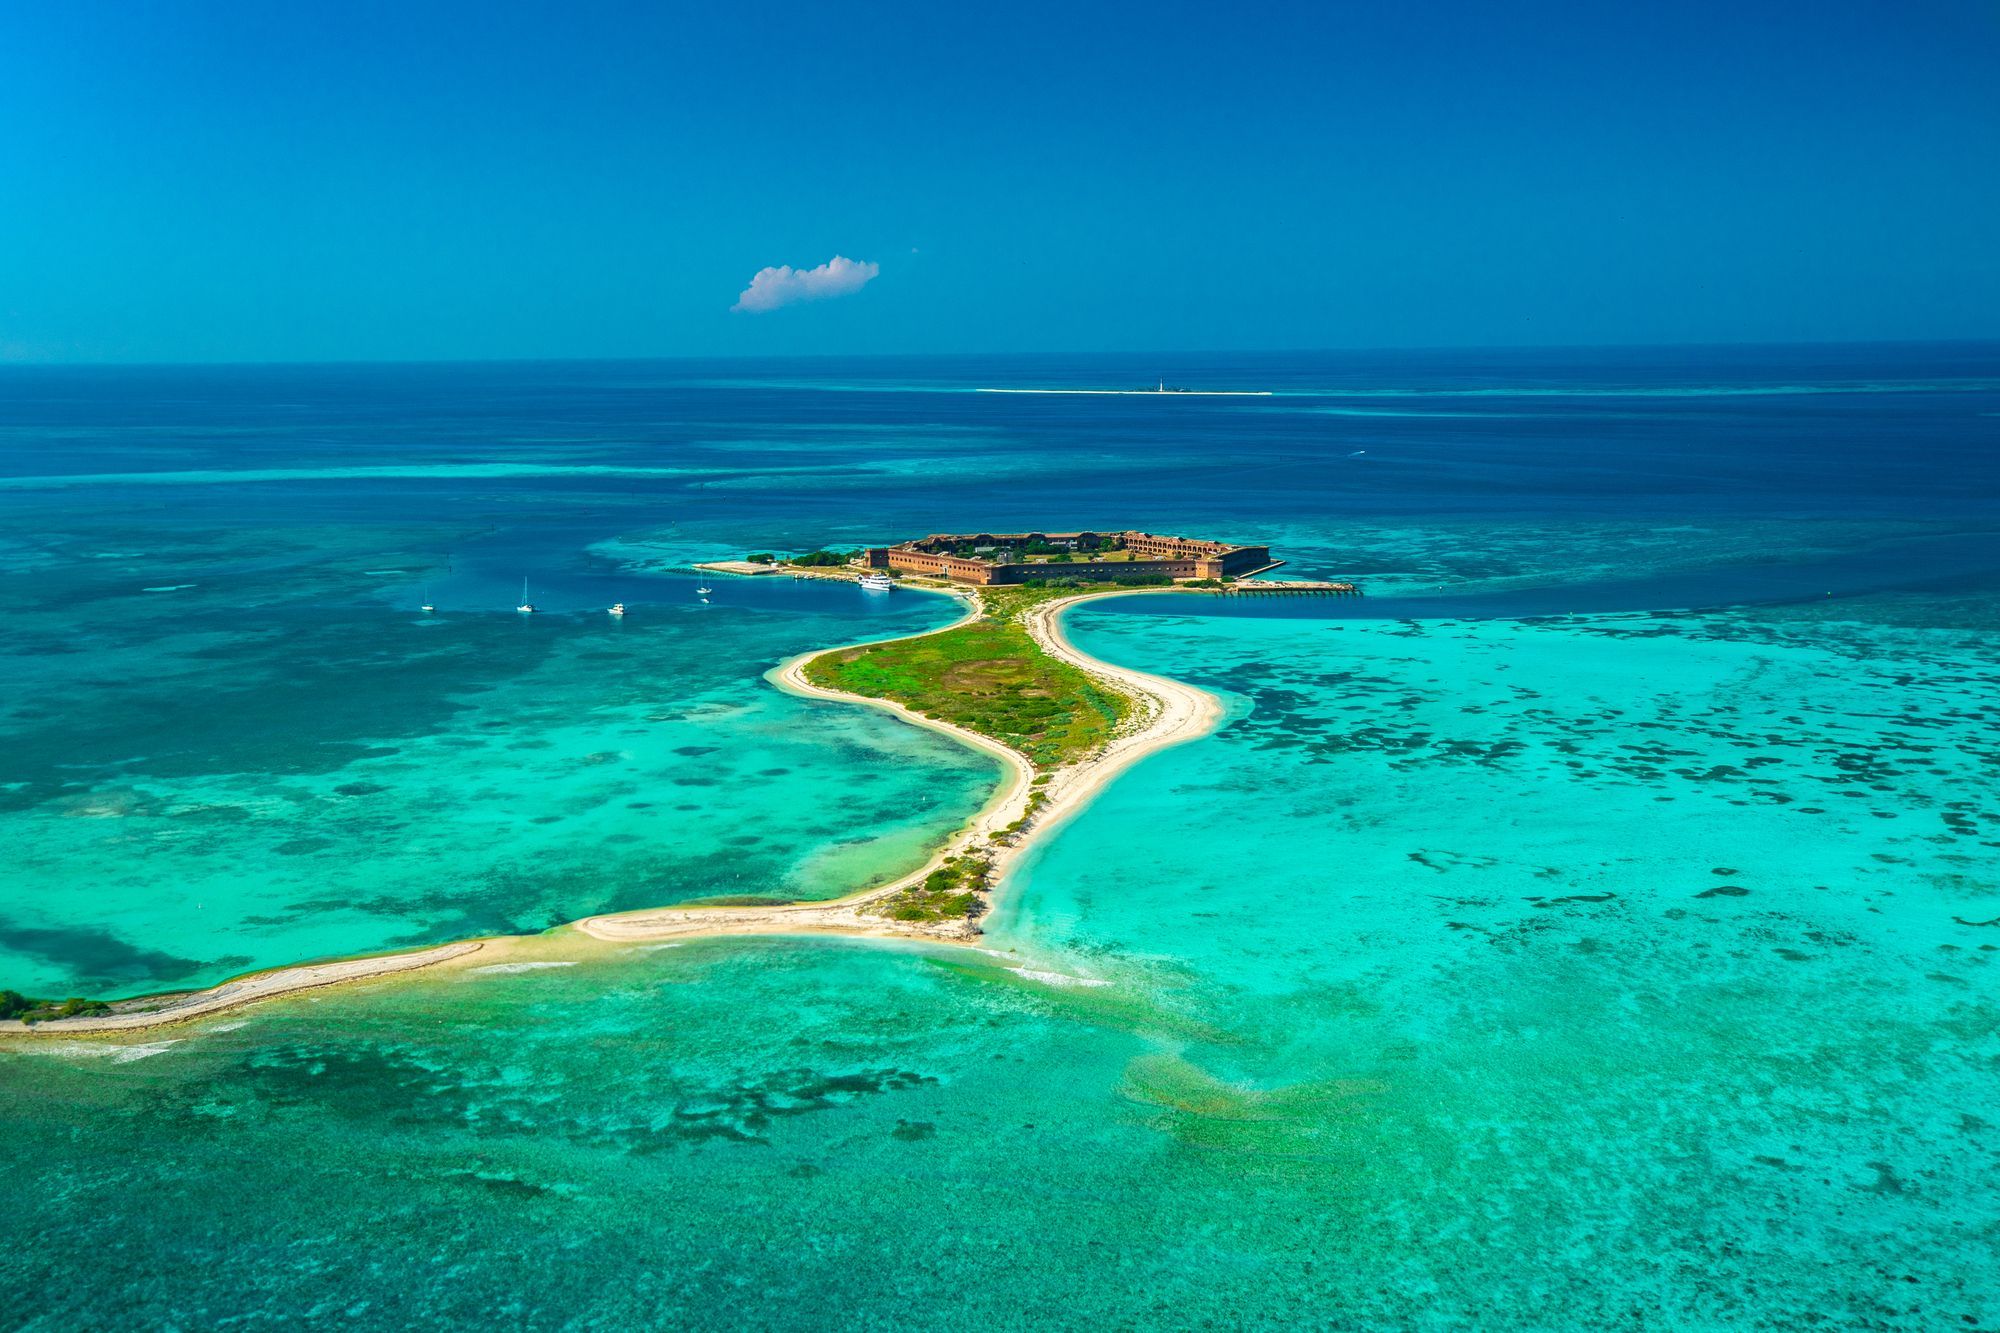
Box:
[586, 531, 1282, 943]
[863, 528, 1277, 584]
[7, 528, 1331, 1035]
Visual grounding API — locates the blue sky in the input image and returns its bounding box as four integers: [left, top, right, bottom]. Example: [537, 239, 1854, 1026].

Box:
[2, 0, 1996, 361]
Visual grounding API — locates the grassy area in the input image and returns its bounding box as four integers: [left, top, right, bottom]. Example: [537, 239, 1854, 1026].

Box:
[871, 854, 991, 923]
[801, 585, 1130, 770]
[1020, 548, 1138, 563]
[0, 990, 111, 1024]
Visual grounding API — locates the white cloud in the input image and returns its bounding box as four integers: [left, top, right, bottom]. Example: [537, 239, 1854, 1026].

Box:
[731, 255, 880, 314]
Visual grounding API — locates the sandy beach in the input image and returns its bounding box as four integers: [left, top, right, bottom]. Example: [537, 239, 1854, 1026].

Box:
[5, 587, 1220, 1037]
[576, 587, 1223, 945]
[0, 942, 487, 1036]
[1009, 590, 1225, 848]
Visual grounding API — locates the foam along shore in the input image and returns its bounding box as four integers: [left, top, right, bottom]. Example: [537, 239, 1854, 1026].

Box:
[2, 586, 1220, 1037]
[574, 587, 1223, 944]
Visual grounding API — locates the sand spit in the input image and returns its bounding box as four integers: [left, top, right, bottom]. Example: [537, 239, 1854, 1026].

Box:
[0, 942, 486, 1038]
[5, 587, 1220, 1038]
[575, 588, 1222, 944]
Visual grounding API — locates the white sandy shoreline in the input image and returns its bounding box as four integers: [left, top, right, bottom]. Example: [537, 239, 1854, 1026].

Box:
[576, 587, 1222, 945]
[4, 586, 1220, 1038]
[0, 943, 487, 1037]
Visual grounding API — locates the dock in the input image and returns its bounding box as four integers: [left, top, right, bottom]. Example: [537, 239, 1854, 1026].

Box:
[1220, 580, 1361, 596]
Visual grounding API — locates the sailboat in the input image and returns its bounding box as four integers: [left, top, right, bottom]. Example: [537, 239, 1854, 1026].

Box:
[516, 578, 538, 614]
[420, 584, 435, 614]
[695, 578, 712, 596]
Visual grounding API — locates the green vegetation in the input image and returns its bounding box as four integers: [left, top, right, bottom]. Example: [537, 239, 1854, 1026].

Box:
[1024, 549, 1137, 564]
[872, 855, 991, 923]
[787, 549, 858, 568]
[0, 990, 112, 1024]
[802, 585, 1130, 770]
[1022, 534, 1117, 556]
[990, 782, 1054, 843]
[745, 552, 776, 564]
[1033, 572, 1172, 589]
[944, 535, 1121, 561]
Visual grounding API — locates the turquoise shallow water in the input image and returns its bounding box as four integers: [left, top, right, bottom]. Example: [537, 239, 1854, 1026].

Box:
[0, 547, 990, 997]
[1008, 603, 2000, 1318]
[3, 592, 1995, 1327]
[2, 349, 1998, 1326]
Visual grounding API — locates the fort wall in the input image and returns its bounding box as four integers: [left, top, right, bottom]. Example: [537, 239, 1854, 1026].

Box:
[878, 528, 1269, 586]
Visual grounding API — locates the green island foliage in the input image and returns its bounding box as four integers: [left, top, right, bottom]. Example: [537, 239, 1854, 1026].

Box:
[1032, 572, 1172, 589]
[786, 549, 857, 568]
[990, 783, 1052, 842]
[744, 552, 776, 564]
[0, 990, 112, 1024]
[802, 585, 1130, 770]
[1022, 534, 1116, 556]
[873, 854, 991, 923]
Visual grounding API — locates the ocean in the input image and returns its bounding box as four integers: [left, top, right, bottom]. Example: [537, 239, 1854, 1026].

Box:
[2, 345, 1997, 1327]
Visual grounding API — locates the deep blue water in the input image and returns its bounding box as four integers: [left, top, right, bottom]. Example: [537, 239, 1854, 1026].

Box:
[5, 344, 1997, 529]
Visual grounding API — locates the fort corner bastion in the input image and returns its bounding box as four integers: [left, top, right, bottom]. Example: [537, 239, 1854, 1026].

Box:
[862, 530, 1276, 585]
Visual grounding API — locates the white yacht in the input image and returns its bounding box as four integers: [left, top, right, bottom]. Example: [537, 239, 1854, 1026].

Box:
[858, 572, 894, 591]
[516, 578, 537, 614]
[695, 581, 712, 596]
[607, 602, 626, 617]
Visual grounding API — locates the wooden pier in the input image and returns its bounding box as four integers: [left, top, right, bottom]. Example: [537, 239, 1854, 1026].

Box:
[1219, 580, 1361, 596]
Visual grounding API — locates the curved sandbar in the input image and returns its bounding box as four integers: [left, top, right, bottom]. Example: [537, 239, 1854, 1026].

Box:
[575, 604, 1036, 944]
[575, 587, 1222, 944]
[0, 941, 486, 1037]
[5, 586, 1221, 1037]
[1012, 590, 1223, 844]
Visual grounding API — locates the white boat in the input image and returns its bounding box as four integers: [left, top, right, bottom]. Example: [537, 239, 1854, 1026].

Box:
[516, 577, 537, 614]
[607, 602, 625, 616]
[695, 582, 712, 596]
[858, 573, 894, 591]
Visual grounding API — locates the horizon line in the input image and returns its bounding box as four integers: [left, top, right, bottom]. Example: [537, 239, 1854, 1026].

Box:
[3, 335, 1999, 373]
